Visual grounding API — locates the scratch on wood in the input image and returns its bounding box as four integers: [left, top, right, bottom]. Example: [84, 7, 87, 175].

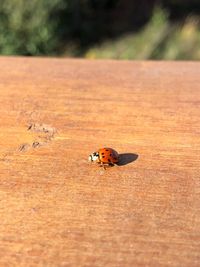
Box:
[32, 141, 41, 148]
[27, 123, 56, 136]
[17, 123, 57, 153]
[18, 143, 31, 152]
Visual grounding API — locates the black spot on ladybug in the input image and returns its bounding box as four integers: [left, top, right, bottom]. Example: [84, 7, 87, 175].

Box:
[102, 156, 105, 158]
[101, 153, 104, 155]
[108, 159, 111, 162]
[110, 154, 112, 156]
[106, 149, 109, 151]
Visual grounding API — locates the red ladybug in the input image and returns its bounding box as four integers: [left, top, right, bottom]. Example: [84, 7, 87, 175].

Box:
[89, 147, 119, 169]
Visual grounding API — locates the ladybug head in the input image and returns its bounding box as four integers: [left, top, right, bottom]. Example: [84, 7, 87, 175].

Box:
[88, 151, 99, 162]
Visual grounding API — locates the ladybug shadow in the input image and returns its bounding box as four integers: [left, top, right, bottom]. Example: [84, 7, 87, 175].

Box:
[117, 153, 138, 166]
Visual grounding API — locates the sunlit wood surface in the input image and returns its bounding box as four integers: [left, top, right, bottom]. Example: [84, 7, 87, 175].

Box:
[0, 57, 200, 267]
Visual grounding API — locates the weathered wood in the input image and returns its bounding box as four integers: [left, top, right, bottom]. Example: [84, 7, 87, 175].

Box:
[0, 57, 200, 267]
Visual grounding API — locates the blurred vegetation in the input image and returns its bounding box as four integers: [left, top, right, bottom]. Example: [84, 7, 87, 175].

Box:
[0, 0, 67, 55]
[0, 0, 199, 59]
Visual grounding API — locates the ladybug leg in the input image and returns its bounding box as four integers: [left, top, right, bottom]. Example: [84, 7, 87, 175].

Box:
[100, 162, 106, 169]
[103, 164, 110, 170]
[98, 162, 109, 169]
[99, 162, 115, 169]
[96, 161, 102, 166]
[98, 162, 103, 167]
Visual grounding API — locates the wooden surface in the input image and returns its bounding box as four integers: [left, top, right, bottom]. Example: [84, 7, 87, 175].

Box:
[0, 57, 200, 267]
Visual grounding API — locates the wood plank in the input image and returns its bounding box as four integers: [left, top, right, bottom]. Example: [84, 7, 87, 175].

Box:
[0, 57, 200, 267]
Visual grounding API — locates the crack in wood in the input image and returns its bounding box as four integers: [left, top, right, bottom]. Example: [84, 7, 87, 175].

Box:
[18, 143, 31, 152]
[27, 123, 56, 136]
[17, 123, 57, 153]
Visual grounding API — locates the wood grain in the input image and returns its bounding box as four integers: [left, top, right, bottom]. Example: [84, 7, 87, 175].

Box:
[0, 57, 200, 267]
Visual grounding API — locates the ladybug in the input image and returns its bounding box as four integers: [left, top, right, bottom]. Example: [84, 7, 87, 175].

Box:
[89, 147, 119, 169]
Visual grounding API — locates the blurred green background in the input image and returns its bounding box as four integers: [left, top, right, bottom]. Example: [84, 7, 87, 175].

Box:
[0, 0, 200, 59]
